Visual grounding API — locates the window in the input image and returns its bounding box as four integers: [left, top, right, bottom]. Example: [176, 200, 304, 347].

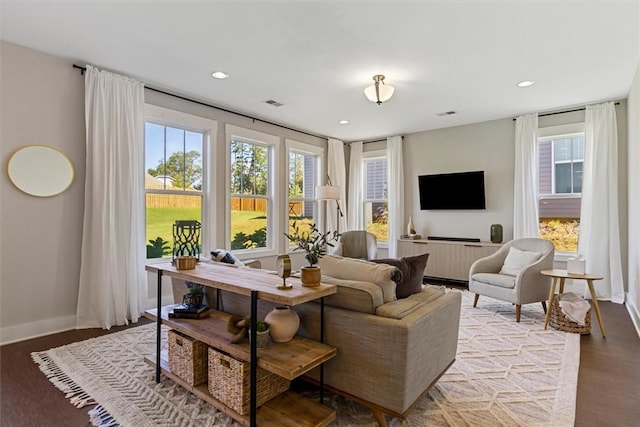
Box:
[144, 124, 203, 259]
[227, 125, 278, 253]
[363, 156, 388, 243]
[144, 105, 216, 259]
[537, 125, 584, 253]
[286, 140, 322, 244]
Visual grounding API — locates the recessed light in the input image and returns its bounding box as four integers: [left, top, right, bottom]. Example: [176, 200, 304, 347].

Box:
[517, 80, 535, 88]
[339, 120, 349, 125]
[211, 71, 229, 79]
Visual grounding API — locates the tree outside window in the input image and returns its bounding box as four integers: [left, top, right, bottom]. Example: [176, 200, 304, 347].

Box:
[145, 122, 203, 258]
[230, 139, 269, 250]
[287, 151, 317, 239]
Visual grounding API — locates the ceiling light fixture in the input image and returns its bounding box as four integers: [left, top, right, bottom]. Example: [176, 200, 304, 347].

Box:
[364, 74, 395, 105]
[516, 80, 535, 88]
[211, 71, 229, 79]
[338, 120, 349, 125]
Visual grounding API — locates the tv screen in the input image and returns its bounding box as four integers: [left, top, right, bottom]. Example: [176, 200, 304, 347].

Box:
[418, 171, 486, 210]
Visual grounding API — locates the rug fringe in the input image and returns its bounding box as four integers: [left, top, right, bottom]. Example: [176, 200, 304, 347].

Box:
[31, 352, 97, 408]
[88, 405, 119, 427]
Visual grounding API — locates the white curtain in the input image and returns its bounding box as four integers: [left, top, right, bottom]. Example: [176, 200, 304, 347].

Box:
[347, 141, 363, 230]
[327, 138, 347, 234]
[387, 136, 404, 258]
[579, 102, 624, 303]
[77, 65, 147, 329]
[513, 114, 540, 239]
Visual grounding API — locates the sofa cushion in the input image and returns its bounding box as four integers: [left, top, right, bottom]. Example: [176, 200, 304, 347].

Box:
[372, 253, 429, 299]
[499, 246, 541, 276]
[318, 276, 384, 314]
[471, 273, 516, 289]
[375, 285, 445, 319]
[319, 255, 398, 303]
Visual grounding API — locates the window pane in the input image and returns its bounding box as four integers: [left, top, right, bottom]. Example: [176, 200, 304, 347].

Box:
[145, 124, 203, 191]
[289, 152, 304, 197]
[146, 193, 201, 258]
[571, 136, 584, 161]
[573, 161, 583, 193]
[364, 201, 388, 243]
[230, 197, 268, 249]
[287, 214, 315, 248]
[365, 159, 387, 200]
[555, 163, 572, 193]
[554, 139, 571, 162]
[231, 140, 268, 196]
[539, 218, 580, 252]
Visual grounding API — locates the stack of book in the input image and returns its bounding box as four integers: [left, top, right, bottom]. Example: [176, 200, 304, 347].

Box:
[168, 304, 210, 319]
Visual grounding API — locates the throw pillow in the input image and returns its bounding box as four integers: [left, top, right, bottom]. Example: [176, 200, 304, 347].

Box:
[318, 255, 398, 303]
[499, 247, 541, 276]
[210, 249, 245, 267]
[373, 253, 429, 299]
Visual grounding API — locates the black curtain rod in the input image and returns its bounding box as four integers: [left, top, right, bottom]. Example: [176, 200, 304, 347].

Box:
[73, 64, 327, 140]
[347, 136, 404, 145]
[512, 101, 621, 121]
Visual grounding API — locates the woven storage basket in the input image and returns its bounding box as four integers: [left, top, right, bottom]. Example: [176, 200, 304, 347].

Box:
[168, 330, 208, 386]
[207, 347, 289, 415]
[549, 295, 591, 335]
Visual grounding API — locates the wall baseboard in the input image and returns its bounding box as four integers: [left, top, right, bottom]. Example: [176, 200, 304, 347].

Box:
[1, 294, 175, 346]
[0, 315, 76, 346]
[626, 294, 640, 339]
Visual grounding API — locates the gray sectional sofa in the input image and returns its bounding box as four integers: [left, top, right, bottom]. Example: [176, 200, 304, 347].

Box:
[171, 255, 461, 426]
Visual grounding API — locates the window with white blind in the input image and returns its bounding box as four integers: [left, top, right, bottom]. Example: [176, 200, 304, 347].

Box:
[363, 156, 388, 243]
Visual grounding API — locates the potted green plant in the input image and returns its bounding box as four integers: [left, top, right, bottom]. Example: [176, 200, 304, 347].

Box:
[284, 221, 338, 287]
[182, 281, 204, 308]
[252, 320, 270, 348]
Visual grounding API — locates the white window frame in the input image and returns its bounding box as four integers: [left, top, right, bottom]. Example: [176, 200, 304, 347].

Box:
[537, 122, 584, 259]
[362, 149, 388, 247]
[226, 124, 280, 258]
[285, 139, 325, 252]
[538, 123, 585, 199]
[144, 104, 217, 261]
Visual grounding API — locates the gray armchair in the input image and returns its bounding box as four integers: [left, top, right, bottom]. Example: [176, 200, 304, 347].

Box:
[469, 238, 554, 322]
[332, 230, 377, 260]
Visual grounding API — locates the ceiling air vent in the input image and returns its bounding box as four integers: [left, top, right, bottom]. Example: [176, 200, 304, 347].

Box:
[264, 99, 283, 107]
[437, 110, 457, 116]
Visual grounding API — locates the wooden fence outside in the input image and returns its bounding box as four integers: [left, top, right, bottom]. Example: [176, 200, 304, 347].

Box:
[146, 194, 304, 215]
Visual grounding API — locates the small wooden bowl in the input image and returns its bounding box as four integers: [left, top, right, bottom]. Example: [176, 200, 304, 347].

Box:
[176, 256, 197, 270]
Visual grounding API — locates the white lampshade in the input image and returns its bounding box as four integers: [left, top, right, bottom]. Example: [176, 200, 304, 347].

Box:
[316, 185, 341, 200]
[364, 74, 395, 105]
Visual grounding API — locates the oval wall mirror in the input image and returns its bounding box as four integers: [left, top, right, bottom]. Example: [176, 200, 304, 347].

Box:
[7, 145, 74, 197]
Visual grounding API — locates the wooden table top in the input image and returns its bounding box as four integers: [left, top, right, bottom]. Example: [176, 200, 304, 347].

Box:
[541, 268, 603, 281]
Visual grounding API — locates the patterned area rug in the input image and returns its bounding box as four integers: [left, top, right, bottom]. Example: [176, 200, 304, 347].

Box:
[32, 291, 579, 426]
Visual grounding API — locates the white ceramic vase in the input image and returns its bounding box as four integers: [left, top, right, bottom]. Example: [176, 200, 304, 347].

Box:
[265, 306, 300, 343]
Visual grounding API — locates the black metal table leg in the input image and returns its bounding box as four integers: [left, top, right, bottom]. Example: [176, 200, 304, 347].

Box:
[250, 290, 258, 427]
[156, 269, 163, 383]
[320, 296, 325, 404]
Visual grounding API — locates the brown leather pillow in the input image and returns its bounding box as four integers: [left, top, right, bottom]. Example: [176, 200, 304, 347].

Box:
[372, 253, 429, 299]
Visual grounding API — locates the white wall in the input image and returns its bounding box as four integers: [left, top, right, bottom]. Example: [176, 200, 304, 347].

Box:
[2, 41, 636, 342]
[403, 118, 515, 242]
[0, 42, 86, 343]
[0, 42, 327, 343]
[627, 61, 640, 335]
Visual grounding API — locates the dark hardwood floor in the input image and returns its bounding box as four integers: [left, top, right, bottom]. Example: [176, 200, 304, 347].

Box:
[1, 304, 638, 426]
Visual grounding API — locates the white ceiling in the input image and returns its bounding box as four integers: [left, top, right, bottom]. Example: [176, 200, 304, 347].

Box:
[2, 1, 638, 142]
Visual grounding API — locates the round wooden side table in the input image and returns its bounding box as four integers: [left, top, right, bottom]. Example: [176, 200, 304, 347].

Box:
[541, 269, 606, 338]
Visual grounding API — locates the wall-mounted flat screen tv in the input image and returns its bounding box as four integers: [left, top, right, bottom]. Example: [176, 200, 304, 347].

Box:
[418, 170, 486, 210]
